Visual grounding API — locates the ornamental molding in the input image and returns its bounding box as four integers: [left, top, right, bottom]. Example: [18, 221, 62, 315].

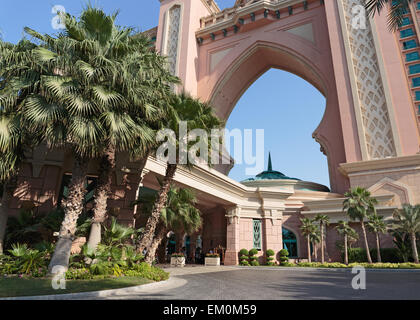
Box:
[197, 0, 316, 38]
[337, 0, 397, 160]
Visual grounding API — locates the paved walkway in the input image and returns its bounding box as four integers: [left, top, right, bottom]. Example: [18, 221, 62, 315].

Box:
[3, 266, 420, 300]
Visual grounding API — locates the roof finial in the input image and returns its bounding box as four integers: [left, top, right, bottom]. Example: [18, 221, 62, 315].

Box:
[268, 152, 273, 172]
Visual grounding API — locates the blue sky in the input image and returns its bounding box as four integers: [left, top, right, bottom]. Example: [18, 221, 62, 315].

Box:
[0, 0, 330, 187]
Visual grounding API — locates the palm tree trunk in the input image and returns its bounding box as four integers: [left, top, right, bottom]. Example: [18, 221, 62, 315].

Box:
[307, 235, 311, 263]
[375, 233, 382, 263]
[49, 155, 89, 273]
[0, 184, 10, 255]
[145, 223, 167, 265]
[137, 163, 177, 253]
[361, 221, 373, 264]
[344, 234, 348, 265]
[313, 241, 318, 262]
[321, 223, 325, 263]
[132, 155, 150, 229]
[0, 174, 18, 254]
[411, 232, 419, 264]
[87, 144, 116, 250]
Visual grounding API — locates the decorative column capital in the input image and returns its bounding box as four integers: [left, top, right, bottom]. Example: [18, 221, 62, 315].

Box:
[225, 206, 241, 225]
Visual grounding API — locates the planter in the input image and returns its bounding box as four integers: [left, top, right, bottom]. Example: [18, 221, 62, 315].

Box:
[205, 257, 220, 266]
[170, 257, 185, 267]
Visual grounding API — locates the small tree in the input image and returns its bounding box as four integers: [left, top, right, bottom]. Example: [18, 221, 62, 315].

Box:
[309, 223, 321, 262]
[239, 248, 249, 266]
[367, 214, 387, 263]
[343, 187, 378, 264]
[266, 249, 275, 266]
[300, 218, 316, 262]
[249, 248, 259, 266]
[278, 249, 289, 266]
[314, 214, 330, 263]
[336, 220, 358, 265]
[389, 205, 420, 264]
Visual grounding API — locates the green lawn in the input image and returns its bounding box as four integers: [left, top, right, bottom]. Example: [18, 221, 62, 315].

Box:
[0, 276, 153, 298]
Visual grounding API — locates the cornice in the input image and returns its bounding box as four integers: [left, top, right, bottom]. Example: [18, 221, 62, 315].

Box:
[339, 155, 420, 177]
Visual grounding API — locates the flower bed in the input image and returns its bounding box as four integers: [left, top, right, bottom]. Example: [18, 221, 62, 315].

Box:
[280, 262, 420, 269]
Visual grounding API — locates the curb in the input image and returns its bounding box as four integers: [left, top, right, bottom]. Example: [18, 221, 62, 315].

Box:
[234, 266, 420, 272]
[0, 278, 173, 300]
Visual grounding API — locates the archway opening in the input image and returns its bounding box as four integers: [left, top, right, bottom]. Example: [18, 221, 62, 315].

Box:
[282, 227, 298, 258]
[225, 68, 329, 188]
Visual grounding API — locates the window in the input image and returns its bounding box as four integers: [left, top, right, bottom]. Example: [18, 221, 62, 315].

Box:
[282, 227, 298, 258]
[253, 220, 262, 250]
[416, 91, 420, 101]
[400, 28, 415, 38]
[401, 17, 411, 27]
[413, 77, 420, 87]
[58, 174, 98, 207]
[403, 40, 417, 50]
[406, 51, 420, 62]
[409, 64, 420, 74]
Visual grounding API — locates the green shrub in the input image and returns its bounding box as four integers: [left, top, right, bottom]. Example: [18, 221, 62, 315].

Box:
[249, 248, 258, 256]
[266, 249, 275, 266]
[65, 263, 169, 281]
[248, 248, 259, 264]
[250, 260, 260, 266]
[278, 249, 289, 266]
[239, 249, 249, 266]
[266, 249, 275, 257]
[7, 243, 48, 276]
[345, 248, 403, 263]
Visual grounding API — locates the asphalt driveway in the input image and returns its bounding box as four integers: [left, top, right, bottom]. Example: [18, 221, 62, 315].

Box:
[76, 266, 420, 300]
[7, 266, 420, 300]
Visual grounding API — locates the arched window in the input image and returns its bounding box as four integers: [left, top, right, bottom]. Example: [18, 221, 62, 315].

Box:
[282, 227, 298, 258]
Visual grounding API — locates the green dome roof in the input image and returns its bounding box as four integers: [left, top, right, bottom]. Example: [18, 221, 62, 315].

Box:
[242, 153, 300, 182]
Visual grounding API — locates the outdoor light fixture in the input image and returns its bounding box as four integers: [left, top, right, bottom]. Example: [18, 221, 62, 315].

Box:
[223, 29, 228, 37]
[288, 6, 293, 15]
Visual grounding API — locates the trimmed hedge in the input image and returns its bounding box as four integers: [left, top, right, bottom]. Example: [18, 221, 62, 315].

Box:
[295, 262, 420, 269]
[344, 248, 403, 263]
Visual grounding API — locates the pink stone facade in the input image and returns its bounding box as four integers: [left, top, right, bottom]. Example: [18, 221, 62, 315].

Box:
[8, 0, 420, 265]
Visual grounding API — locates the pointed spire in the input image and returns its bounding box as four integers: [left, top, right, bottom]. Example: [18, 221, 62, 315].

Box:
[268, 152, 273, 172]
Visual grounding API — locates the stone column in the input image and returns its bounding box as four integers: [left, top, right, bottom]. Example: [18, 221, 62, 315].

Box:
[224, 206, 241, 265]
[263, 210, 283, 264]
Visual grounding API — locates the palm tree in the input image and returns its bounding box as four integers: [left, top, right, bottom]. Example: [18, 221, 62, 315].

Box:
[0, 39, 43, 254]
[343, 187, 378, 264]
[309, 225, 321, 262]
[365, 0, 413, 30]
[314, 214, 330, 263]
[367, 214, 387, 262]
[136, 184, 202, 265]
[137, 93, 221, 253]
[54, 8, 176, 250]
[300, 218, 317, 263]
[11, 6, 173, 271]
[389, 204, 420, 263]
[336, 221, 358, 265]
